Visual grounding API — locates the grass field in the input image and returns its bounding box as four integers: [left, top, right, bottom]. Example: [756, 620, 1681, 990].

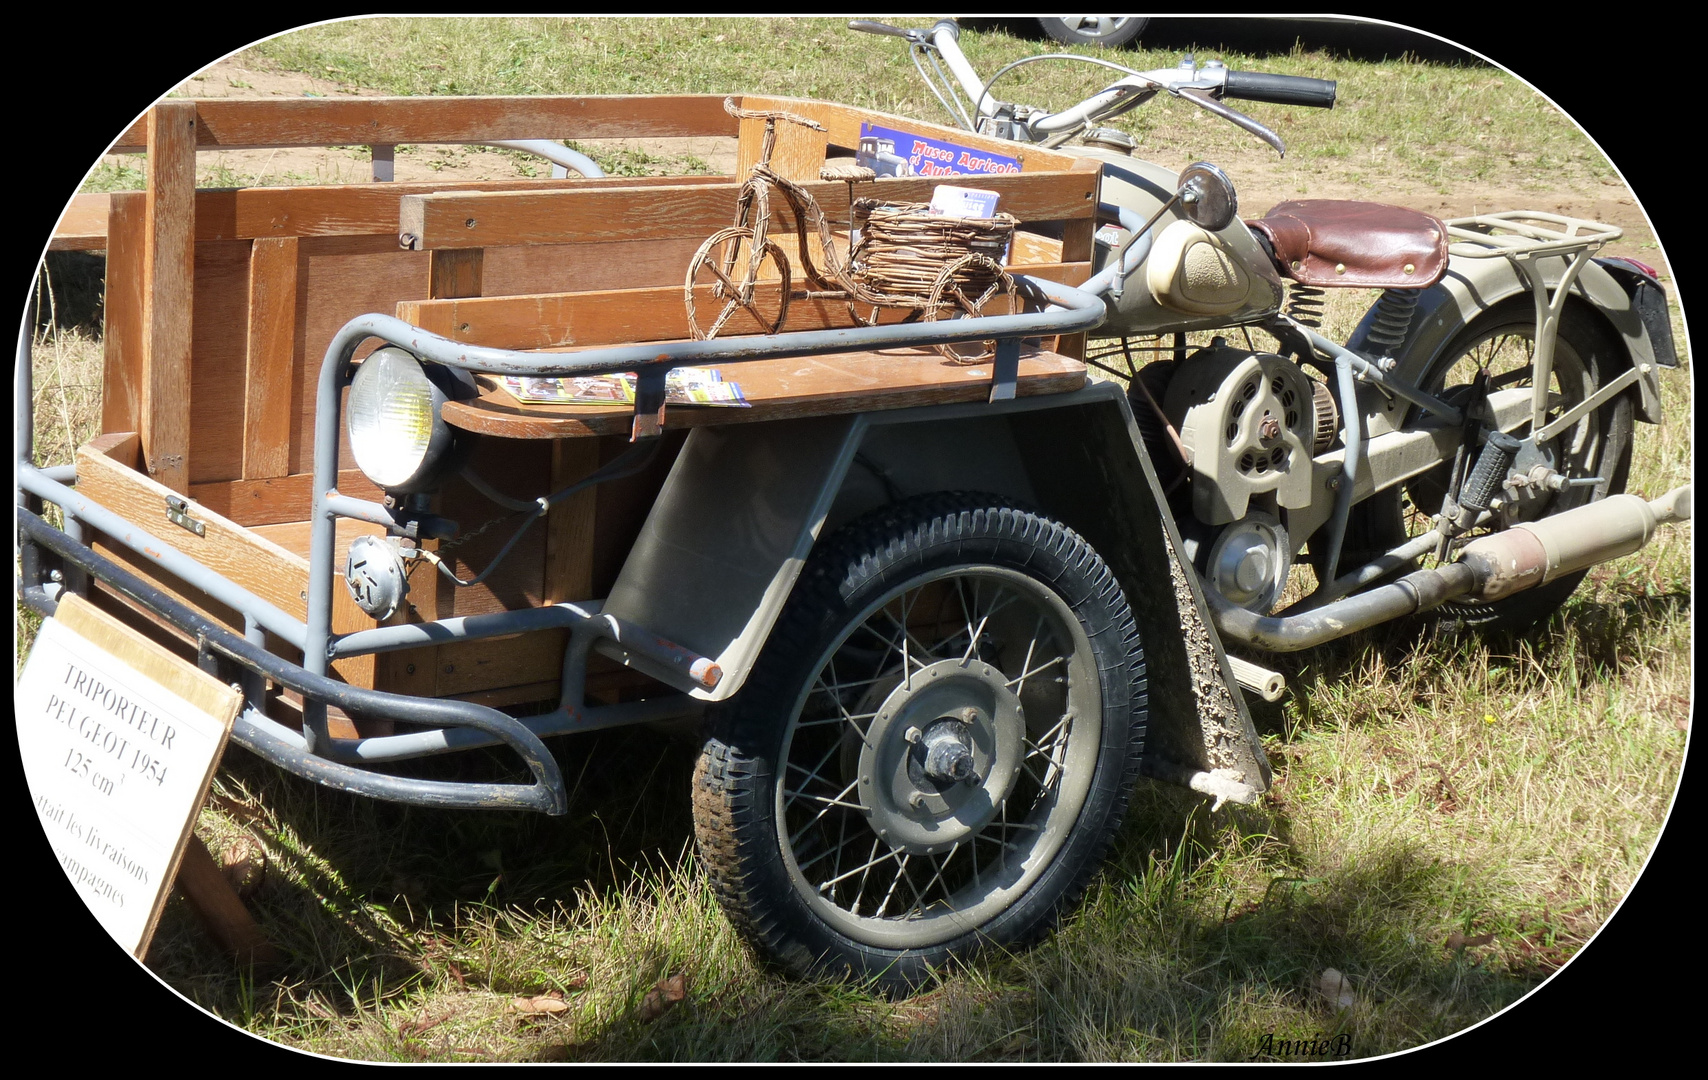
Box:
[19, 16, 1693, 1063]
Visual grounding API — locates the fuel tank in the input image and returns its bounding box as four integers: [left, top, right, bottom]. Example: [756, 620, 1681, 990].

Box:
[1066, 146, 1285, 337]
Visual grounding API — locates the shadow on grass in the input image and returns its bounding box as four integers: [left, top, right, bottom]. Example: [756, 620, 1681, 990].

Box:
[998, 819, 1539, 1060]
[145, 723, 706, 1019]
[142, 588, 1686, 1058]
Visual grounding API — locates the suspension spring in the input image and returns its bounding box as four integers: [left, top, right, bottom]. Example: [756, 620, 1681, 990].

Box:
[1285, 284, 1325, 329]
[1365, 288, 1421, 355]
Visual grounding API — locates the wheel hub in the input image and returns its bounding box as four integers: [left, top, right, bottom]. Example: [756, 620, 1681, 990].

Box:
[1202, 511, 1291, 613]
[858, 658, 1024, 855]
[918, 717, 978, 785]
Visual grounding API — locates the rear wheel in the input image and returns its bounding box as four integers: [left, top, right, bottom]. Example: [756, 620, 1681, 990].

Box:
[693, 494, 1147, 991]
[1339, 302, 1633, 631]
[924, 254, 1020, 364]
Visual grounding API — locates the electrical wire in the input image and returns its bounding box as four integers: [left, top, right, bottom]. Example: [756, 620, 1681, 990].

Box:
[460, 466, 541, 512]
[423, 438, 663, 588]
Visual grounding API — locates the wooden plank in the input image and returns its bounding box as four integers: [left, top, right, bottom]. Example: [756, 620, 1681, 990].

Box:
[249, 517, 385, 563]
[142, 101, 199, 493]
[437, 631, 571, 699]
[399, 172, 1098, 251]
[75, 441, 313, 622]
[430, 248, 484, 299]
[441, 347, 1087, 440]
[187, 241, 253, 484]
[102, 193, 147, 435]
[373, 629, 571, 700]
[88, 431, 142, 468]
[735, 113, 829, 182]
[1061, 158, 1102, 263]
[434, 451, 551, 617]
[114, 95, 739, 153]
[376, 645, 436, 696]
[736, 95, 1083, 174]
[51, 193, 113, 251]
[545, 439, 600, 604]
[79, 533, 306, 678]
[292, 244, 431, 475]
[445, 681, 562, 709]
[190, 470, 384, 527]
[192, 174, 730, 243]
[398, 263, 1090, 351]
[1012, 230, 1063, 265]
[436, 631, 568, 697]
[86, 526, 245, 642]
[481, 236, 706, 295]
[401, 281, 898, 350]
[1053, 158, 1103, 362]
[78, 449, 388, 686]
[244, 237, 299, 478]
[81, 577, 200, 661]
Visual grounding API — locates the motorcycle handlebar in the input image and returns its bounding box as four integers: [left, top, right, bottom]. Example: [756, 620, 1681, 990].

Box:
[1222, 71, 1338, 109]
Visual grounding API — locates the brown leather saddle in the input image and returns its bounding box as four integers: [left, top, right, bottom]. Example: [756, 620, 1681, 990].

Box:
[1247, 199, 1449, 288]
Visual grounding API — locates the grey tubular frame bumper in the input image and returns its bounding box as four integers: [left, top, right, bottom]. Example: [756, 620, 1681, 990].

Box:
[17, 506, 569, 815]
[302, 279, 1106, 742]
[16, 281, 1102, 814]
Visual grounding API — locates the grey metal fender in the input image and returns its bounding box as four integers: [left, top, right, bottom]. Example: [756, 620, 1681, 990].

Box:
[1347, 251, 1664, 430]
[600, 383, 1272, 798]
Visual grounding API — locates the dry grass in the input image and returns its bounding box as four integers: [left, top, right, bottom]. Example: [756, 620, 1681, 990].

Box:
[103, 324, 1687, 1064]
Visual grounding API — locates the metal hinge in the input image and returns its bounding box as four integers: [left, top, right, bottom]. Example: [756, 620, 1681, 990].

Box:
[165, 494, 206, 537]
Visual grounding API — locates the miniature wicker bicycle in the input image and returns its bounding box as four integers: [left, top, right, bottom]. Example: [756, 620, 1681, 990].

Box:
[685, 97, 1022, 360]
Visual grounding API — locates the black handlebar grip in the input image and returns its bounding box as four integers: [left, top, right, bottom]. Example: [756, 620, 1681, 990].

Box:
[1223, 71, 1338, 109]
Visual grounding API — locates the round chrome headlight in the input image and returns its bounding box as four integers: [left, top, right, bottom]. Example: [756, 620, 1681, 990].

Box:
[346, 347, 469, 492]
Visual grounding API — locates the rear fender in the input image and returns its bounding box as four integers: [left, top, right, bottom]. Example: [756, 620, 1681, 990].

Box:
[1347, 251, 1664, 428]
[600, 384, 1272, 796]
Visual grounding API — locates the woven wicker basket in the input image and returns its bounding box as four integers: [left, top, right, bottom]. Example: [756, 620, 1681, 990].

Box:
[849, 199, 1018, 307]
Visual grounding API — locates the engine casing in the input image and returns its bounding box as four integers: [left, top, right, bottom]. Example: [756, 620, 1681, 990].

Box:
[1163, 345, 1320, 527]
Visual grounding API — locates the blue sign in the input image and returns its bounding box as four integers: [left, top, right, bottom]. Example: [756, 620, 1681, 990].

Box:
[856, 123, 1023, 179]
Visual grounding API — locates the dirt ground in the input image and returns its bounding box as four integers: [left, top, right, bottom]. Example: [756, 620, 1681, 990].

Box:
[155, 57, 739, 186]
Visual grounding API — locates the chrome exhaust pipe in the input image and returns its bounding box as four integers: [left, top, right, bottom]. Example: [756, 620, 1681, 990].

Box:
[1209, 485, 1691, 651]
[1457, 485, 1692, 600]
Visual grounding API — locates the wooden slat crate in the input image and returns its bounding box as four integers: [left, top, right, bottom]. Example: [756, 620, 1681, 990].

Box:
[58, 93, 1104, 705]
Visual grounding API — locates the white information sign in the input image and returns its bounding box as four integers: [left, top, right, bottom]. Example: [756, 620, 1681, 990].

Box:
[16, 594, 240, 958]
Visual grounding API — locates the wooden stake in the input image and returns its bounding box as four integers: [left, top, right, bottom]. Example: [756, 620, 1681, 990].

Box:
[142, 101, 199, 493]
[173, 832, 282, 967]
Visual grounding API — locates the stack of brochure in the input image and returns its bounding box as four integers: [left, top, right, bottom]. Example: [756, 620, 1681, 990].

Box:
[502, 367, 750, 408]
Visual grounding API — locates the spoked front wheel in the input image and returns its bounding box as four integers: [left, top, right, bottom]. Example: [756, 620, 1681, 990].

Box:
[693, 494, 1147, 990]
[685, 226, 792, 340]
